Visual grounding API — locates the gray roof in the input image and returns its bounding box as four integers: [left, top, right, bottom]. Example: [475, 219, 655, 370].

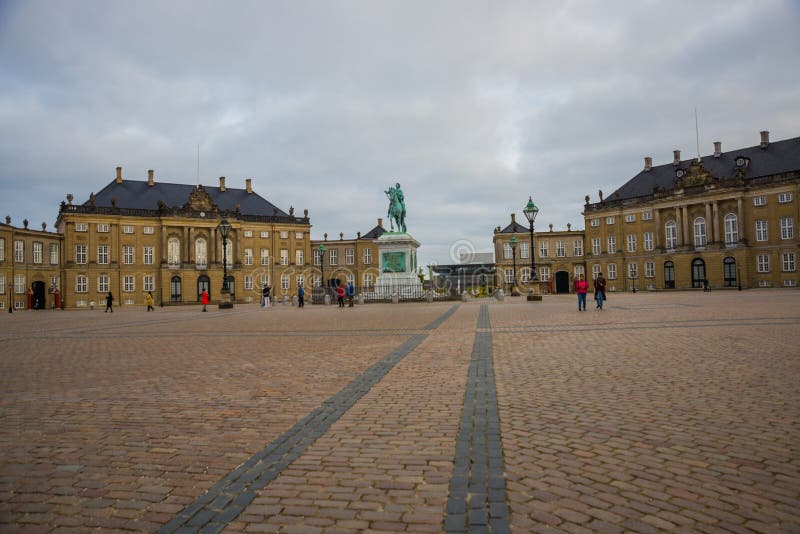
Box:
[607, 135, 800, 202]
[86, 180, 289, 217]
[498, 220, 528, 233]
[361, 224, 387, 239]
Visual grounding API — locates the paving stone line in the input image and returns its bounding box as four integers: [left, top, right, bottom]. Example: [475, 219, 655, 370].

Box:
[159, 304, 460, 533]
[445, 304, 510, 533]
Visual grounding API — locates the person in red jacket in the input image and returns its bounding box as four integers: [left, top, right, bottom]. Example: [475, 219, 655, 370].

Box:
[335, 284, 345, 308]
[574, 274, 588, 311]
[201, 289, 209, 312]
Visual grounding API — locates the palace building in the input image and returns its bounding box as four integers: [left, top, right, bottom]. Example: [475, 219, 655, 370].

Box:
[583, 131, 800, 291]
[55, 167, 312, 308]
[309, 218, 386, 291]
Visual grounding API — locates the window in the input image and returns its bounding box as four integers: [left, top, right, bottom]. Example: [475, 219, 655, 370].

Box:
[244, 230, 253, 238]
[778, 192, 793, 204]
[642, 211, 653, 221]
[260, 231, 269, 238]
[757, 254, 770, 273]
[520, 242, 529, 260]
[50, 243, 59, 264]
[244, 275, 253, 290]
[504, 269, 514, 283]
[556, 241, 565, 257]
[782, 252, 796, 272]
[627, 234, 637, 253]
[143, 246, 154, 265]
[0, 274, 4, 294]
[280, 231, 289, 239]
[193, 238, 207, 268]
[297, 275, 306, 288]
[76, 275, 87, 293]
[168, 238, 180, 265]
[97, 275, 109, 293]
[753, 195, 766, 206]
[363, 248, 372, 264]
[520, 268, 531, 283]
[280, 249, 289, 266]
[0, 238, 4, 261]
[607, 264, 617, 280]
[539, 241, 549, 257]
[261, 249, 270, 265]
[122, 225, 134, 234]
[645, 261, 655, 278]
[573, 240, 583, 257]
[574, 265, 585, 279]
[75, 222, 88, 232]
[539, 266, 550, 282]
[295, 232, 304, 240]
[75, 244, 87, 264]
[97, 245, 109, 264]
[123, 245, 134, 265]
[694, 217, 707, 247]
[607, 236, 617, 254]
[329, 249, 338, 265]
[143, 226, 154, 235]
[50, 276, 58, 291]
[33, 242, 42, 264]
[123, 275, 134, 292]
[345, 248, 355, 265]
[296, 250, 304, 265]
[590, 219, 600, 227]
[724, 214, 739, 245]
[606, 217, 615, 225]
[97, 223, 109, 233]
[314, 249, 322, 266]
[143, 275, 154, 292]
[625, 214, 636, 223]
[224, 241, 233, 266]
[780, 217, 794, 240]
[592, 264, 601, 280]
[244, 248, 253, 266]
[14, 240, 23, 262]
[628, 263, 638, 279]
[363, 273, 374, 287]
[503, 243, 512, 260]
[665, 221, 677, 249]
[591, 238, 601, 255]
[280, 274, 290, 290]
[755, 220, 768, 242]
[644, 232, 654, 251]
[14, 274, 25, 294]
[784, 279, 797, 287]
[724, 257, 737, 287]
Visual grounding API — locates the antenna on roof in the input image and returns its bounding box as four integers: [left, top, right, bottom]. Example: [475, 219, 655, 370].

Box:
[196, 143, 200, 188]
[694, 107, 701, 162]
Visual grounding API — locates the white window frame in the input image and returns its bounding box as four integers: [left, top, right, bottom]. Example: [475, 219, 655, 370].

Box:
[642, 211, 653, 221]
[606, 217, 615, 225]
[97, 223, 109, 233]
[123, 245, 134, 265]
[780, 217, 794, 240]
[313, 249, 321, 266]
[14, 240, 24, 262]
[643, 232, 654, 252]
[122, 225, 134, 234]
[504, 269, 514, 283]
[261, 249, 270, 266]
[607, 236, 617, 254]
[753, 195, 766, 206]
[782, 252, 796, 272]
[778, 192, 793, 204]
[345, 248, 355, 265]
[296, 249, 304, 265]
[244, 230, 253, 238]
[244, 248, 254, 266]
[123, 275, 135, 293]
[168, 238, 180, 266]
[280, 274, 290, 291]
[97, 245, 109, 265]
[520, 242, 529, 260]
[329, 248, 338, 266]
[503, 243, 512, 260]
[363, 248, 372, 265]
[665, 221, 677, 249]
[143, 226, 154, 235]
[694, 217, 707, 247]
[556, 241, 565, 258]
[625, 214, 636, 223]
[33, 242, 43, 264]
[757, 254, 770, 273]
[724, 213, 739, 245]
[591, 238, 601, 255]
[280, 231, 289, 239]
[244, 275, 253, 290]
[755, 220, 768, 242]
[75, 244, 87, 264]
[75, 222, 88, 232]
[645, 261, 655, 278]
[76, 275, 87, 293]
[260, 231, 269, 239]
[295, 232, 304, 240]
[520, 267, 531, 283]
[539, 241, 549, 258]
[627, 234, 637, 253]
[573, 240, 583, 257]
[0, 239, 4, 262]
[539, 266, 550, 282]
[363, 273, 374, 287]
[628, 263, 638, 279]
[590, 219, 600, 227]
[0, 274, 4, 295]
[143, 246, 154, 265]
[607, 264, 617, 280]
[50, 243, 59, 264]
[15, 274, 25, 294]
[280, 249, 289, 266]
[143, 275, 155, 292]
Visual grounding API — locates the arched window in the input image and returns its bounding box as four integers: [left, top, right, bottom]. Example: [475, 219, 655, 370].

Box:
[168, 237, 180, 266]
[195, 237, 207, 268]
[723, 257, 737, 287]
[221, 241, 233, 266]
[170, 276, 182, 302]
[691, 258, 706, 288]
[665, 221, 677, 249]
[724, 213, 739, 245]
[694, 217, 707, 247]
[197, 275, 210, 301]
[664, 261, 675, 289]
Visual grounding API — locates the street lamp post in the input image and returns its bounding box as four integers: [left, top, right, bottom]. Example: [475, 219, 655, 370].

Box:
[218, 218, 233, 309]
[318, 243, 327, 303]
[523, 196, 539, 280]
[510, 235, 519, 296]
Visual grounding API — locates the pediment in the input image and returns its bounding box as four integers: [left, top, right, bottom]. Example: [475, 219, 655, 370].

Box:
[183, 185, 219, 213]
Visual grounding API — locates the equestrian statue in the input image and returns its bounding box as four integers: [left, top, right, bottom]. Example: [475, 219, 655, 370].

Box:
[384, 182, 407, 233]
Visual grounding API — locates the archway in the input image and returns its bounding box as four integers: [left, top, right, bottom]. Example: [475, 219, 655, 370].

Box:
[664, 261, 675, 289]
[170, 276, 182, 303]
[724, 257, 737, 287]
[31, 281, 46, 309]
[691, 258, 706, 288]
[555, 271, 570, 294]
[197, 275, 210, 302]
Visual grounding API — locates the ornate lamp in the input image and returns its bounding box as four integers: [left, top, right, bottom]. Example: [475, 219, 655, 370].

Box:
[318, 243, 327, 301]
[509, 235, 519, 296]
[523, 196, 539, 280]
[218, 218, 233, 309]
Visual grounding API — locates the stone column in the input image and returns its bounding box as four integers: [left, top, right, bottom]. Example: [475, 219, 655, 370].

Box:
[737, 198, 745, 243]
[681, 206, 689, 246]
[654, 209, 662, 249]
[705, 203, 713, 245]
[675, 207, 683, 246]
[712, 201, 720, 244]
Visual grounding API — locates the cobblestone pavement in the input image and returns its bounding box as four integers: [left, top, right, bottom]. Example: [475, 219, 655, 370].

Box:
[1, 291, 798, 533]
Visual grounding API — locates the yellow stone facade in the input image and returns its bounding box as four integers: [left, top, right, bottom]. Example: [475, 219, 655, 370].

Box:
[309, 219, 386, 289]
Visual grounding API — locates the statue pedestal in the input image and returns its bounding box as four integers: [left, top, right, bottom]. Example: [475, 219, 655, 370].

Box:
[375, 233, 422, 289]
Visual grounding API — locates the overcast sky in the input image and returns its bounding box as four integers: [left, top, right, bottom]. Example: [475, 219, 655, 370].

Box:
[1, 0, 799, 266]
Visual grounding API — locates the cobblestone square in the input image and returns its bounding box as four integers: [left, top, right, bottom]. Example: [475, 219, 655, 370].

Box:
[1, 291, 798, 532]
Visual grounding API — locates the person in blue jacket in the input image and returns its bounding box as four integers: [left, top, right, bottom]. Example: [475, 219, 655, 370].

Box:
[346, 281, 355, 307]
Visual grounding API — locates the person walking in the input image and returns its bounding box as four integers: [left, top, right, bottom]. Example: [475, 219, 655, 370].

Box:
[594, 272, 607, 310]
[298, 285, 305, 308]
[335, 283, 345, 308]
[346, 281, 355, 307]
[262, 284, 271, 308]
[145, 291, 155, 312]
[574, 274, 588, 311]
[105, 291, 114, 313]
[201, 289, 209, 312]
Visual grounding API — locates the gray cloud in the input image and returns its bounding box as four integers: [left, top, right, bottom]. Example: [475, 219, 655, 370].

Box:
[1, 0, 799, 267]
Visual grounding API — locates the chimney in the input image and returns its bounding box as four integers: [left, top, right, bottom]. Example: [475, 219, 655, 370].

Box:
[23, 219, 28, 229]
[713, 141, 722, 158]
[116, 166, 123, 184]
[378, 217, 383, 228]
[760, 130, 770, 148]
[219, 176, 226, 191]
[511, 213, 516, 224]
[672, 150, 681, 165]
[245, 178, 252, 193]
[148, 169, 154, 186]
[567, 223, 571, 231]
[644, 157, 653, 171]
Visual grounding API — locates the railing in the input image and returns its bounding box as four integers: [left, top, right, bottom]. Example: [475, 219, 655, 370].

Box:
[310, 284, 459, 304]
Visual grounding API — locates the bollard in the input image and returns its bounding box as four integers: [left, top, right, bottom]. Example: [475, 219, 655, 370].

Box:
[495, 289, 505, 302]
